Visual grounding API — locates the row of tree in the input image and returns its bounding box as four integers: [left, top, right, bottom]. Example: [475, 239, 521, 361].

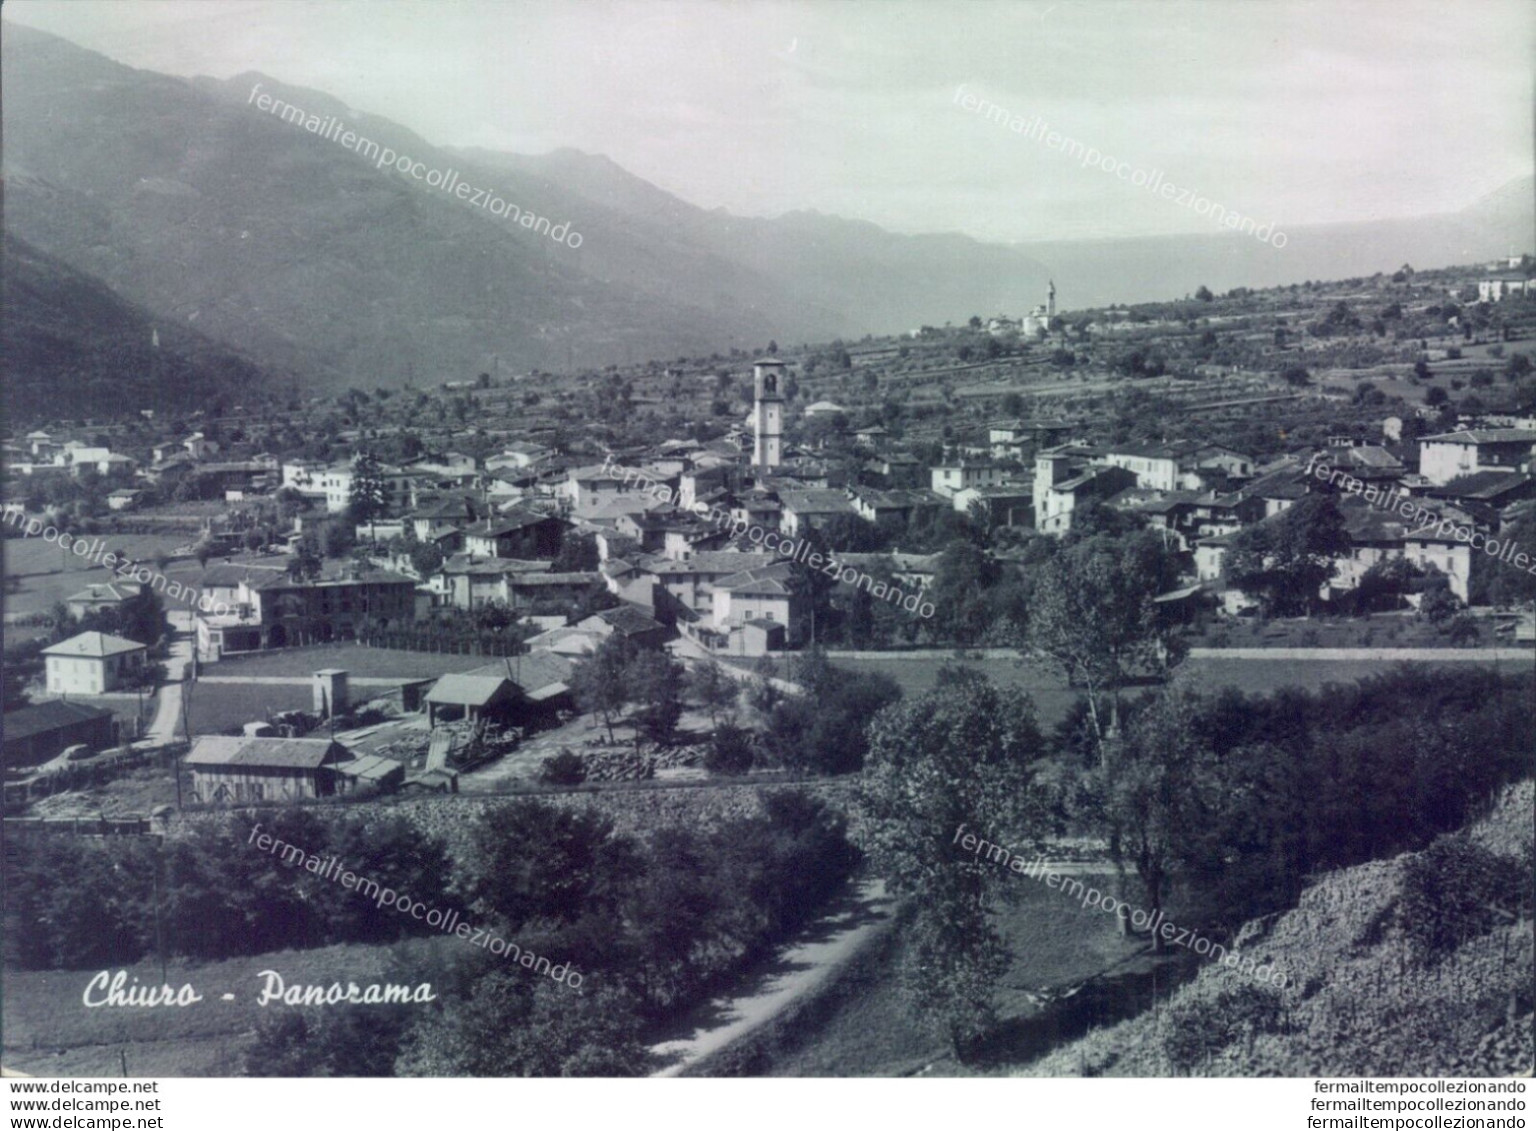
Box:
[856, 664, 1536, 1058]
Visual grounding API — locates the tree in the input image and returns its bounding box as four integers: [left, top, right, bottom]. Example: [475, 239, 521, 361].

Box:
[409, 542, 445, 578]
[397, 976, 650, 1077]
[1224, 495, 1350, 617]
[686, 661, 738, 728]
[457, 799, 632, 930]
[927, 541, 999, 645]
[1026, 531, 1179, 759]
[551, 533, 599, 573]
[286, 543, 323, 583]
[540, 749, 587, 785]
[861, 676, 1047, 1057]
[347, 451, 389, 543]
[1096, 690, 1222, 952]
[704, 722, 754, 775]
[571, 636, 634, 742]
[1195, 285, 1214, 302]
[626, 651, 683, 751]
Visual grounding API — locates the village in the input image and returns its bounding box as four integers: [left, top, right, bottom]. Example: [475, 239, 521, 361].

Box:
[5, 255, 1536, 816]
[3, 251, 1535, 1083]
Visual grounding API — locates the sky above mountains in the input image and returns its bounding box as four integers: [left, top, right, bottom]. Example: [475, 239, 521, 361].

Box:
[7, 0, 1533, 246]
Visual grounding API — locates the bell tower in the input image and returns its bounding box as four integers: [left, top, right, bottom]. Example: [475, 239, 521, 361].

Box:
[752, 359, 785, 469]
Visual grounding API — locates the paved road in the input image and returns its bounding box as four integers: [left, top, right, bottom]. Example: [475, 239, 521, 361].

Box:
[140, 611, 194, 745]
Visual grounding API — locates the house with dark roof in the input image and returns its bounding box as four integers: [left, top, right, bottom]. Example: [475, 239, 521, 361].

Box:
[462, 510, 567, 559]
[711, 561, 806, 646]
[423, 654, 575, 727]
[197, 567, 418, 655]
[778, 488, 858, 536]
[1419, 429, 1536, 486]
[185, 736, 352, 804]
[575, 604, 672, 650]
[1425, 471, 1536, 523]
[2, 700, 117, 768]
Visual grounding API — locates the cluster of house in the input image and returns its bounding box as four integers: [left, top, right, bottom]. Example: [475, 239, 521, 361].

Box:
[173, 360, 954, 659]
[1034, 424, 1536, 612]
[9, 431, 139, 486]
[176, 354, 1536, 662]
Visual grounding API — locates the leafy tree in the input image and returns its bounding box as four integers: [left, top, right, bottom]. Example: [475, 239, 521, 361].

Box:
[1224, 495, 1350, 617]
[861, 676, 1047, 1056]
[927, 541, 1000, 644]
[1026, 531, 1179, 758]
[1096, 690, 1222, 951]
[705, 721, 754, 774]
[551, 533, 599, 572]
[626, 650, 684, 751]
[286, 543, 323, 582]
[409, 541, 445, 578]
[1194, 285, 1214, 302]
[571, 636, 635, 742]
[347, 451, 389, 543]
[397, 976, 650, 1077]
[686, 660, 738, 728]
[457, 800, 633, 930]
[245, 1005, 415, 1077]
[540, 748, 587, 786]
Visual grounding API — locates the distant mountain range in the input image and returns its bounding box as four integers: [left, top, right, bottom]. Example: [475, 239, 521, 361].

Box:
[3, 20, 1532, 401]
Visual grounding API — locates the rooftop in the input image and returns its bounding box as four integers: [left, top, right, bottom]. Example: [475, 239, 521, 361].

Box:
[185, 736, 346, 770]
[42, 631, 146, 659]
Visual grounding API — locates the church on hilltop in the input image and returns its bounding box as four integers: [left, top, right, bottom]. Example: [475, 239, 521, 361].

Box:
[1022, 280, 1056, 336]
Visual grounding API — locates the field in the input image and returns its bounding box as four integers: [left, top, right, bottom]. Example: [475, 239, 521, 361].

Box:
[184, 680, 317, 736]
[206, 644, 490, 680]
[760, 869, 1166, 1077]
[2, 532, 206, 636]
[829, 654, 1504, 730]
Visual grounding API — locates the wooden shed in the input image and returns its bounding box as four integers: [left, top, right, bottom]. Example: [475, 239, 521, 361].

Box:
[184, 735, 350, 804]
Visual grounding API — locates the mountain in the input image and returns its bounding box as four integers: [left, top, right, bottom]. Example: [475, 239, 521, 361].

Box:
[1, 23, 838, 389]
[1, 234, 275, 421]
[506, 143, 1535, 314]
[3, 21, 1531, 399]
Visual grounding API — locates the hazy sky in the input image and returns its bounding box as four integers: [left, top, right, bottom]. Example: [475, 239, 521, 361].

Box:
[7, 0, 1533, 243]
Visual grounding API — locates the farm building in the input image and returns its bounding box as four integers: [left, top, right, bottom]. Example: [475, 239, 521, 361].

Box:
[184, 735, 351, 804]
[423, 653, 574, 728]
[2, 700, 117, 768]
[333, 753, 406, 795]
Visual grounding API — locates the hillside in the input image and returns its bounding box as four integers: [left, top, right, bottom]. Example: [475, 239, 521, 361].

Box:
[4, 20, 1530, 403]
[0, 234, 276, 421]
[1018, 781, 1535, 1077]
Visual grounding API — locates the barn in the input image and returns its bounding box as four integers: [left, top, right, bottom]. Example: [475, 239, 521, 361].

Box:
[184, 735, 351, 804]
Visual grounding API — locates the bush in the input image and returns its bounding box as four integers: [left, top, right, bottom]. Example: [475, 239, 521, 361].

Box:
[704, 723, 754, 775]
[1446, 614, 1480, 647]
[1162, 983, 1287, 1072]
[1396, 835, 1532, 961]
[540, 748, 587, 786]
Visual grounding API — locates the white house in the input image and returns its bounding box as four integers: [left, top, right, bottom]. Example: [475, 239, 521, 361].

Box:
[1418, 430, 1536, 487]
[42, 631, 148, 695]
